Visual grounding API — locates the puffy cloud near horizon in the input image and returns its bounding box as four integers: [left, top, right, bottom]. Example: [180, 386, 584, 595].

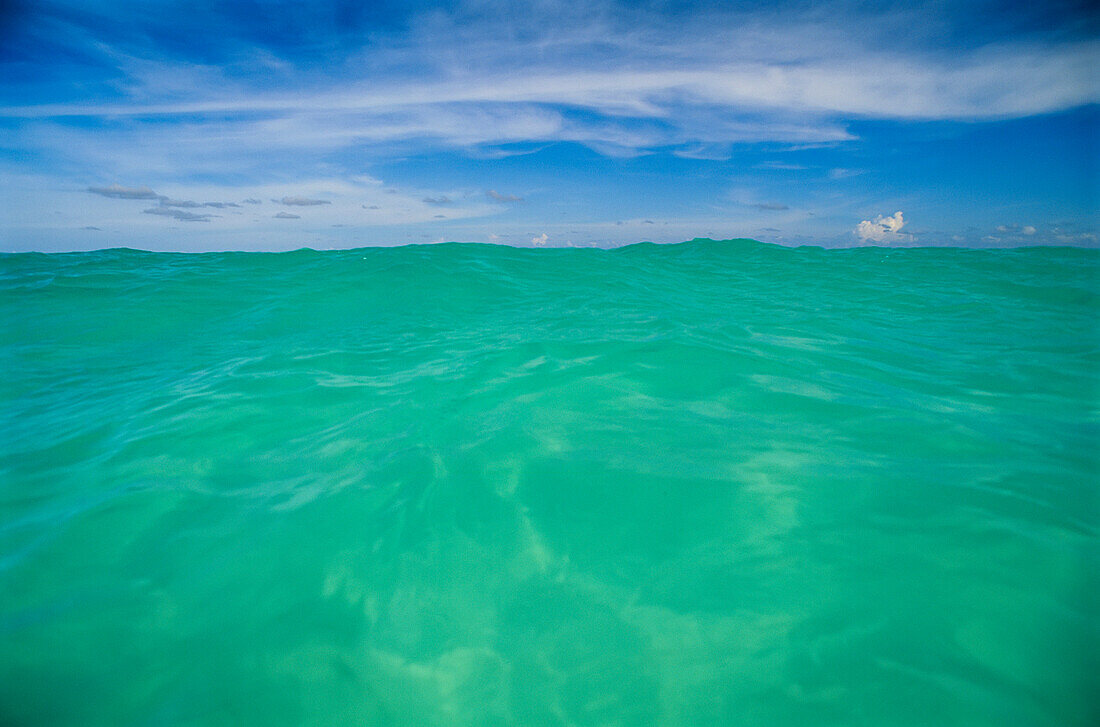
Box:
[855, 211, 912, 244]
[998, 223, 1040, 236]
[531, 233, 548, 246]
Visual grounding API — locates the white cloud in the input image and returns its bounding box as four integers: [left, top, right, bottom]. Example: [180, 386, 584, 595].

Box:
[531, 232, 548, 246]
[855, 211, 912, 244]
[1022, 225, 1036, 235]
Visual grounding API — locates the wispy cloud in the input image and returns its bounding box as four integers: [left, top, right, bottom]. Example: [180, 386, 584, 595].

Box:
[15, 44, 1096, 123]
[7, 2, 1094, 171]
[756, 162, 808, 171]
[672, 144, 731, 161]
[273, 211, 300, 219]
[422, 196, 452, 205]
[487, 190, 523, 203]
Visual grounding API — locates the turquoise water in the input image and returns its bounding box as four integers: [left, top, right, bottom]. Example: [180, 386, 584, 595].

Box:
[1, 239, 1097, 725]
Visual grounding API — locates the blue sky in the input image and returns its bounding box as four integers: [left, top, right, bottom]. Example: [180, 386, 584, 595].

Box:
[0, 0, 1096, 251]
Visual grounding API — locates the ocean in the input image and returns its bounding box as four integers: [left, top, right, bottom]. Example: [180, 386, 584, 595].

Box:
[1, 239, 1097, 725]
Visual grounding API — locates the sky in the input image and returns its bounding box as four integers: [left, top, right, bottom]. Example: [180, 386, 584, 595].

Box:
[0, 0, 1096, 251]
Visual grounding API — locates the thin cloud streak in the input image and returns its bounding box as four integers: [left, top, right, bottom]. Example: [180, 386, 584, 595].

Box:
[87, 184, 160, 199]
[143, 206, 213, 222]
[275, 196, 331, 206]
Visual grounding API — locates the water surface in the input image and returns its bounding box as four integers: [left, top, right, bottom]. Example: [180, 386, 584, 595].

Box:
[1, 239, 1097, 725]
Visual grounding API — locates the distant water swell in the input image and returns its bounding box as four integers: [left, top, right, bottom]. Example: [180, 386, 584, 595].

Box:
[1, 239, 1097, 725]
